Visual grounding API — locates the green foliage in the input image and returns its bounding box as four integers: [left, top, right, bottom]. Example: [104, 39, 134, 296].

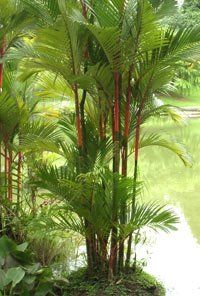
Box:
[0, 236, 53, 295]
[29, 235, 71, 267]
[0, 235, 75, 295]
[139, 131, 192, 167]
[164, 0, 200, 96]
[1, 0, 199, 285]
[63, 267, 165, 296]
[0, 0, 33, 47]
[33, 144, 179, 242]
[179, 0, 200, 27]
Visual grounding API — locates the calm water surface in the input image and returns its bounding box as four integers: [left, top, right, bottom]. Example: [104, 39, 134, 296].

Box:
[139, 118, 200, 296]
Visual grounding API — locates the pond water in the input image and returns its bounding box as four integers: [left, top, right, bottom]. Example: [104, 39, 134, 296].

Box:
[139, 118, 200, 296]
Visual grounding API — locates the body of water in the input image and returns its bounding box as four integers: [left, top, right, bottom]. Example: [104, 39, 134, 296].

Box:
[139, 118, 200, 295]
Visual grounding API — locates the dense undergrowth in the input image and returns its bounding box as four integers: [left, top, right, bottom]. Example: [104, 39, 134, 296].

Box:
[0, 235, 165, 296]
[64, 268, 165, 296]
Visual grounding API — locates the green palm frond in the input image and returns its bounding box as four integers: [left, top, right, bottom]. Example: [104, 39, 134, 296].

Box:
[0, 94, 20, 141]
[34, 72, 73, 101]
[120, 201, 179, 239]
[144, 104, 186, 124]
[86, 25, 121, 71]
[22, 0, 60, 25]
[132, 202, 179, 232]
[58, 113, 113, 170]
[91, 0, 121, 27]
[35, 164, 92, 204]
[86, 63, 114, 98]
[150, 0, 178, 19]
[20, 120, 62, 154]
[139, 131, 192, 167]
[11, 2, 88, 94]
[58, 0, 86, 75]
[0, 0, 33, 48]
[14, 25, 71, 80]
[27, 204, 85, 237]
[52, 210, 85, 235]
[58, 114, 78, 145]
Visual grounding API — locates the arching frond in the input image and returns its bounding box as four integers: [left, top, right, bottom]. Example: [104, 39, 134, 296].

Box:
[130, 202, 179, 232]
[139, 131, 192, 167]
[120, 202, 179, 239]
[20, 120, 62, 154]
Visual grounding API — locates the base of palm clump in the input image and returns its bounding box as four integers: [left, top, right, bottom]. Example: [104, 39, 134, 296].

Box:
[61, 267, 165, 296]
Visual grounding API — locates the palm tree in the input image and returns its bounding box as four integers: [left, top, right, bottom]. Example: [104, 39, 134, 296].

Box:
[80, 0, 200, 274]
[0, 0, 33, 91]
[0, 61, 64, 239]
[8, 0, 200, 279]
[0, 0, 35, 211]
[32, 112, 181, 276]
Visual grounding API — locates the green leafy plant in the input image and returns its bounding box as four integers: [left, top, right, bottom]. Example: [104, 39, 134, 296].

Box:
[0, 235, 55, 295]
[1, 0, 200, 288]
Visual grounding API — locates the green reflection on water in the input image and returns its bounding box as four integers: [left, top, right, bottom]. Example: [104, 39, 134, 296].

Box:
[139, 118, 200, 242]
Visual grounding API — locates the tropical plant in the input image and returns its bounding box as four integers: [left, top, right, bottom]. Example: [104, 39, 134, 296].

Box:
[1, 0, 200, 283]
[29, 111, 188, 279]
[0, 63, 62, 239]
[0, 235, 57, 295]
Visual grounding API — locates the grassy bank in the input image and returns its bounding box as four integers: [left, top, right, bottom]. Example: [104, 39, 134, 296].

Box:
[159, 88, 200, 107]
[64, 268, 165, 296]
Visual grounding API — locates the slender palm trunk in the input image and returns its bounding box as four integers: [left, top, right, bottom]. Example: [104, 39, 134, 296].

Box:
[0, 143, 2, 232]
[4, 140, 14, 237]
[8, 147, 13, 202]
[125, 105, 142, 268]
[74, 83, 95, 274]
[113, 72, 120, 171]
[77, 3, 96, 272]
[27, 166, 36, 215]
[80, 90, 87, 153]
[4, 140, 8, 199]
[121, 73, 132, 176]
[81, 0, 87, 19]
[73, 84, 83, 152]
[118, 74, 132, 271]
[80, 92, 95, 274]
[109, 71, 120, 278]
[80, 58, 88, 157]
[17, 151, 22, 214]
[1, 39, 7, 205]
[100, 237, 108, 271]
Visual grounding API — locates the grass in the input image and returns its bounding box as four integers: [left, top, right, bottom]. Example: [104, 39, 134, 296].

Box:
[62, 268, 165, 296]
[159, 88, 200, 107]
